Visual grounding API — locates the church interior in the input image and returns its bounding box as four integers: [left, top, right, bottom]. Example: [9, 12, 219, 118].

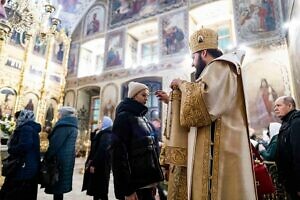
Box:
[0, 0, 300, 197]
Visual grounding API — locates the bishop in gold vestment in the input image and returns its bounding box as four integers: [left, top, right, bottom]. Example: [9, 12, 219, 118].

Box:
[168, 28, 257, 200]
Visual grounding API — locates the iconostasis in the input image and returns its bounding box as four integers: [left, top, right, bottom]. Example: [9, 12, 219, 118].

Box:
[0, 29, 70, 128]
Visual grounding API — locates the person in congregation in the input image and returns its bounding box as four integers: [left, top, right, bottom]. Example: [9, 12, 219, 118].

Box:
[258, 122, 281, 161]
[0, 110, 41, 200]
[274, 96, 300, 200]
[43, 106, 78, 200]
[82, 116, 114, 200]
[112, 81, 164, 200]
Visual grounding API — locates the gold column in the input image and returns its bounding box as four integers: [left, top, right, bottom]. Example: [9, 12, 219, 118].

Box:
[58, 31, 71, 108]
[0, 21, 11, 186]
[36, 35, 54, 126]
[14, 33, 33, 112]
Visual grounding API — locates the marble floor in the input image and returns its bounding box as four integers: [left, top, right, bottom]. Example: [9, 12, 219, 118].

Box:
[37, 157, 117, 200]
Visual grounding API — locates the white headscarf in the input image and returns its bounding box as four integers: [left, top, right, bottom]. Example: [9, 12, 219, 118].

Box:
[269, 122, 281, 140]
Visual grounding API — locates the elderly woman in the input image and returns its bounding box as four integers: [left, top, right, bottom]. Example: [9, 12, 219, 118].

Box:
[0, 109, 41, 200]
[43, 106, 78, 200]
[82, 116, 114, 200]
[112, 81, 163, 200]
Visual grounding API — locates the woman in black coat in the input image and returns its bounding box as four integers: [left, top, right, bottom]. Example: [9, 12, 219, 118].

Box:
[82, 116, 113, 200]
[0, 109, 41, 200]
[112, 82, 163, 200]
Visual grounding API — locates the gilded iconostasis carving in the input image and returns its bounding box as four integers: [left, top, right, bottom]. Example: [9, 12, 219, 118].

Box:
[0, 29, 70, 129]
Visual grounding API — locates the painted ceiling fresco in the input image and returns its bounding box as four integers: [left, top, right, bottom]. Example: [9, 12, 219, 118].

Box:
[52, 0, 95, 35]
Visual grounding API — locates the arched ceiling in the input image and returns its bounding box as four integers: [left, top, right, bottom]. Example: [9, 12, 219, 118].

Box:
[51, 0, 97, 35]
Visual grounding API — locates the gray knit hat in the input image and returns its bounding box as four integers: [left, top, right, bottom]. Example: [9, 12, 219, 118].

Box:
[128, 82, 148, 98]
[58, 106, 76, 117]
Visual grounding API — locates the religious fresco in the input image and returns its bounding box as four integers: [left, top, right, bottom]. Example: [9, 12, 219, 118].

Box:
[23, 92, 39, 115]
[159, 9, 188, 57]
[101, 83, 118, 120]
[64, 90, 76, 107]
[84, 5, 106, 36]
[287, 0, 300, 106]
[233, 0, 283, 45]
[104, 29, 125, 70]
[52, 41, 64, 64]
[67, 43, 79, 76]
[52, 0, 94, 34]
[109, 0, 185, 27]
[243, 51, 290, 132]
[33, 35, 47, 56]
[0, 87, 16, 119]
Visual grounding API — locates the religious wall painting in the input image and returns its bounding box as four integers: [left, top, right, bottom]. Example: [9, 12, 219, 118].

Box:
[52, 0, 93, 34]
[52, 41, 65, 64]
[233, 0, 283, 45]
[67, 43, 79, 76]
[243, 58, 288, 132]
[287, 0, 300, 106]
[23, 92, 39, 115]
[104, 29, 124, 70]
[84, 5, 105, 36]
[64, 90, 76, 107]
[159, 9, 188, 57]
[0, 87, 17, 119]
[33, 35, 47, 56]
[101, 83, 118, 120]
[109, 0, 159, 27]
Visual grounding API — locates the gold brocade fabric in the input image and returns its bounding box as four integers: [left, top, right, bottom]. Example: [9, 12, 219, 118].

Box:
[168, 165, 188, 200]
[164, 89, 189, 200]
[179, 55, 257, 200]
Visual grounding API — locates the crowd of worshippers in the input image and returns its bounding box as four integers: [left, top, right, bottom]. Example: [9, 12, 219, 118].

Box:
[1, 27, 300, 200]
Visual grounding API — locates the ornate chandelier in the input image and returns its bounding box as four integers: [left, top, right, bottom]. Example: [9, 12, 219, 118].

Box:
[4, 0, 61, 37]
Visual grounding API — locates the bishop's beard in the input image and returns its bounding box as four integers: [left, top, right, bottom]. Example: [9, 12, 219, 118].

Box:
[194, 58, 207, 80]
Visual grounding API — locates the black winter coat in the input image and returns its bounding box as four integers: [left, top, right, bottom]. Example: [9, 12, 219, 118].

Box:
[82, 127, 113, 197]
[112, 98, 163, 199]
[276, 110, 300, 192]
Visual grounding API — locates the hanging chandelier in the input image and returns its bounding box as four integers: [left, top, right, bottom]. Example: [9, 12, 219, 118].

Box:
[4, 0, 61, 37]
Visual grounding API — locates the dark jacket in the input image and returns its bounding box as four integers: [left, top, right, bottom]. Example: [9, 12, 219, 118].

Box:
[276, 110, 300, 192]
[82, 127, 113, 197]
[112, 98, 163, 199]
[7, 121, 41, 181]
[260, 135, 278, 161]
[44, 116, 78, 194]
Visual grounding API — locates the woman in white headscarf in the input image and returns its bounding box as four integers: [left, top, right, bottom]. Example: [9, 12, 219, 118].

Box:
[259, 122, 282, 161]
[82, 116, 113, 200]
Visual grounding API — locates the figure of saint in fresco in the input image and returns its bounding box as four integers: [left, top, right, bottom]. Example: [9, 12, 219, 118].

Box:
[45, 103, 54, 127]
[163, 23, 185, 55]
[239, 0, 275, 36]
[103, 99, 115, 120]
[106, 47, 121, 67]
[86, 13, 100, 35]
[25, 99, 34, 111]
[256, 78, 278, 127]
